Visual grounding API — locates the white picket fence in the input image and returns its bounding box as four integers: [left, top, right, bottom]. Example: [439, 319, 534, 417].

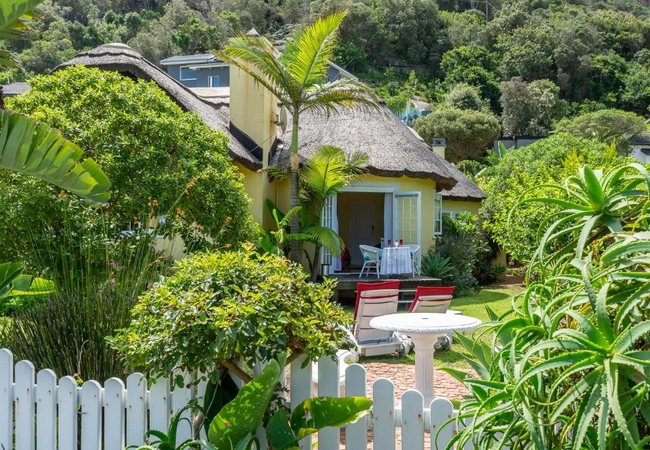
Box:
[0, 348, 467, 450]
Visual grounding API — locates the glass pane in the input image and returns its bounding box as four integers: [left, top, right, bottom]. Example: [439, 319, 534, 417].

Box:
[180, 67, 197, 80]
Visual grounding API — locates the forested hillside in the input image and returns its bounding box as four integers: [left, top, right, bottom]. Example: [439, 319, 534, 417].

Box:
[4, 0, 650, 159]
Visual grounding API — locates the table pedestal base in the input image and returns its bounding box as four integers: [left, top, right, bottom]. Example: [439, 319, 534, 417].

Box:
[411, 333, 443, 406]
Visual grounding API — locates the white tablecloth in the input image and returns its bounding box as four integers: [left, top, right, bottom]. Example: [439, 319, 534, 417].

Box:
[380, 246, 412, 275]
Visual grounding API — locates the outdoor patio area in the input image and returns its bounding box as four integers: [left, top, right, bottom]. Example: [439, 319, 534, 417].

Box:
[328, 272, 442, 303]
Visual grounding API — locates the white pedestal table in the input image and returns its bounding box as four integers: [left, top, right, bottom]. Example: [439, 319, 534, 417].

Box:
[369, 313, 481, 406]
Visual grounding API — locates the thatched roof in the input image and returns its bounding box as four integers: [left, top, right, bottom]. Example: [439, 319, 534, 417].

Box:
[2, 82, 30, 97]
[56, 45, 488, 198]
[439, 163, 486, 202]
[55, 44, 262, 171]
[274, 105, 458, 190]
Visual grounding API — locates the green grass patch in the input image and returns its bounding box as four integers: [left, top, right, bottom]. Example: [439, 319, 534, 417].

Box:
[352, 284, 524, 371]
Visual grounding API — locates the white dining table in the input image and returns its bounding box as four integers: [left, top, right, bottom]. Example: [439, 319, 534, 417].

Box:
[369, 313, 481, 406]
[379, 245, 412, 275]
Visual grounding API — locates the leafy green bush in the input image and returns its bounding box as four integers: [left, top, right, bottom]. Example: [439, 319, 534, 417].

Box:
[108, 245, 352, 383]
[480, 133, 620, 264]
[412, 107, 501, 162]
[0, 231, 168, 381]
[445, 163, 650, 449]
[3, 65, 255, 269]
[434, 213, 483, 297]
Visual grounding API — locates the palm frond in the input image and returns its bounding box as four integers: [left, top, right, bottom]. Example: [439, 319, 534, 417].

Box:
[302, 225, 344, 256]
[285, 11, 347, 86]
[217, 36, 300, 107]
[300, 78, 380, 115]
[300, 146, 348, 201]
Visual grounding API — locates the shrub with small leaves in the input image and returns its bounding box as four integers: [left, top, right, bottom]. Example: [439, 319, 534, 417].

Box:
[108, 244, 351, 383]
[3, 65, 256, 270]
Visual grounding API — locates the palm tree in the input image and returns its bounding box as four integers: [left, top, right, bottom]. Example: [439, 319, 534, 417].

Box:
[0, 0, 111, 297]
[268, 146, 368, 280]
[219, 11, 379, 263]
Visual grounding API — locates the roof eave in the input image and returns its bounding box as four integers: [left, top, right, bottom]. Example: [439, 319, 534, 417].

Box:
[364, 167, 457, 191]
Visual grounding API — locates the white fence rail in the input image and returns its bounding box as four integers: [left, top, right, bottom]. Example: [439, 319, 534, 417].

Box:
[0, 348, 466, 450]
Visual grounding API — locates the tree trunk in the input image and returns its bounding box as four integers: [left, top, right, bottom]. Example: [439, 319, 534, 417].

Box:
[289, 113, 301, 264]
[311, 245, 321, 282]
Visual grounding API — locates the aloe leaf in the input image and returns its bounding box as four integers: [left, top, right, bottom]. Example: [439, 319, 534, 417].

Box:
[605, 360, 636, 448]
[614, 282, 650, 331]
[549, 355, 599, 398]
[571, 382, 601, 450]
[551, 369, 602, 422]
[612, 321, 650, 354]
[564, 309, 609, 347]
[576, 214, 602, 257]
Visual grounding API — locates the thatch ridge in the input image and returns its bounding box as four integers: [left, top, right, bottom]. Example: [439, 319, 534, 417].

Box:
[55, 44, 261, 171]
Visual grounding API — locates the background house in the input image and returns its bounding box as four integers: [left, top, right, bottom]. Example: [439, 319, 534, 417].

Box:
[630, 128, 650, 163]
[54, 43, 486, 274]
[160, 52, 358, 89]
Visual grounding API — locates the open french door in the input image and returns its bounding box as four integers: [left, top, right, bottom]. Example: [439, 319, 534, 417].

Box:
[393, 191, 421, 246]
[320, 194, 338, 274]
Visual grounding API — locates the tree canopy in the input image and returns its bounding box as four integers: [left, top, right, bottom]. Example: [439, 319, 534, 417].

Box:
[479, 133, 621, 263]
[3, 65, 255, 265]
[413, 107, 501, 162]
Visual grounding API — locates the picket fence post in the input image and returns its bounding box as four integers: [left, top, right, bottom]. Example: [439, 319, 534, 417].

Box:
[0, 348, 474, 449]
[0, 349, 13, 450]
[36, 369, 57, 450]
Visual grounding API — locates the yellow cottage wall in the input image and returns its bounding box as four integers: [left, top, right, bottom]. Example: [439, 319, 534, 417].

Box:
[443, 199, 481, 217]
[275, 173, 440, 246]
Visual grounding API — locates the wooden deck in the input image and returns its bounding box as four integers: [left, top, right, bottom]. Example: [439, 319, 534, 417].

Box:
[327, 271, 442, 305]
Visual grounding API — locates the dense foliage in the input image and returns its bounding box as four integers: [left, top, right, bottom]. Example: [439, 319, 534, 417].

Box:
[431, 212, 483, 297]
[446, 162, 650, 449]
[108, 245, 352, 382]
[0, 231, 168, 381]
[3, 1, 650, 117]
[2, 65, 255, 268]
[480, 133, 620, 263]
[554, 108, 647, 152]
[413, 107, 500, 162]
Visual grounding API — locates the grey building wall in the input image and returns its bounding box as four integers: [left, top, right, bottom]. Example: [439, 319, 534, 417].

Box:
[164, 64, 230, 88]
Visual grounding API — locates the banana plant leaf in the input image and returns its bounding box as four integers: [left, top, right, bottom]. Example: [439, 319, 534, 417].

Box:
[0, 110, 110, 203]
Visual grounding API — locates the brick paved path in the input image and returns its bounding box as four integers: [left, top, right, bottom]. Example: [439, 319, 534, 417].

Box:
[362, 361, 469, 401]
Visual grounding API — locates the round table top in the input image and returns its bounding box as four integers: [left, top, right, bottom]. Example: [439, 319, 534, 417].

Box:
[369, 313, 481, 334]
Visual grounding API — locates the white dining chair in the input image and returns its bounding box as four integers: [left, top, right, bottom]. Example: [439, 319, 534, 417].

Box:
[359, 245, 381, 278]
[407, 244, 421, 276]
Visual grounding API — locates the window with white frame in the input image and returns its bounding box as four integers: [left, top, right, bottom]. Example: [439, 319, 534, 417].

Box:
[209, 75, 220, 87]
[180, 66, 197, 81]
[433, 191, 443, 235]
[442, 210, 460, 220]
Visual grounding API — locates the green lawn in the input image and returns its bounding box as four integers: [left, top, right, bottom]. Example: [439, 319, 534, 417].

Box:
[352, 283, 524, 371]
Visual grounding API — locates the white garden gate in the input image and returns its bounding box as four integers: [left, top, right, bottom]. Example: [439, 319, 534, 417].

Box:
[0, 348, 469, 450]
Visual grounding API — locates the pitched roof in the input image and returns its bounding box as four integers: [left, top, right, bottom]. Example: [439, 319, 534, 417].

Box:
[274, 106, 458, 190]
[56, 45, 487, 198]
[1, 82, 30, 96]
[438, 163, 486, 202]
[55, 44, 262, 171]
[159, 54, 216, 65]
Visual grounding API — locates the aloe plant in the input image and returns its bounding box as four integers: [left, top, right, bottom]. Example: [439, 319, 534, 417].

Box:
[443, 162, 650, 450]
